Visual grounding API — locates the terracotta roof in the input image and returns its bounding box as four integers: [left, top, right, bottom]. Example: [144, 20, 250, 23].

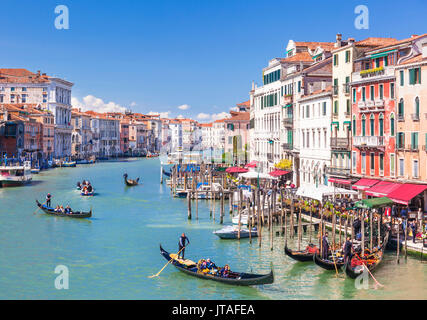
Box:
[300, 85, 333, 99]
[0, 68, 50, 83]
[370, 33, 427, 51]
[225, 111, 250, 122]
[294, 41, 335, 52]
[355, 37, 398, 47]
[400, 54, 426, 65]
[281, 51, 313, 63]
[237, 100, 250, 107]
[199, 123, 213, 127]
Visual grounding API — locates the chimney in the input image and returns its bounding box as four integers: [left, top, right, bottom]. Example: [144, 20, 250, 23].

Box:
[336, 33, 342, 48]
[348, 38, 355, 45]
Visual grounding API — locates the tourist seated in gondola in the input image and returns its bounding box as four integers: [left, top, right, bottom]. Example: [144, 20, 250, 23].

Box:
[87, 184, 93, 193]
[59, 205, 65, 213]
[305, 243, 318, 254]
[65, 205, 72, 214]
[54, 205, 60, 212]
[219, 264, 230, 278]
[205, 258, 217, 272]
[197, 259, 209, 273]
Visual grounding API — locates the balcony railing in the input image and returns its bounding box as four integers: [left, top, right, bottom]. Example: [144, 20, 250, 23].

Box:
[282, 117, 293, 127]
[398, 114, 405, 122]
[333, 86, 338, 96]
[407, 144, 419, 151]
[331, 137, 350, 150]
[353, 136, 385, 148]
[342, 84, 350, 94]
[282, 143, 293, 150]
[326, 166, 351, 177]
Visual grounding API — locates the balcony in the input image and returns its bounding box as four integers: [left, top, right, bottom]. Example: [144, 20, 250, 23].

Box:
[282, 117, 293, 127]
[406, 144, 419, 152]
[352, 66, 395, 83]
[283, 95, 293, 105]
[342, 84, 350, 95]
[374, 99, 385, 108]
[397, 114, 405, 122]
[330, 137, 350, 150]
[282, 143, 293, 150]
[353, 136, 385, 149]
[411, 113, 420, 121]
[326, 166, 351, 177]
[333, 85, 339, 96]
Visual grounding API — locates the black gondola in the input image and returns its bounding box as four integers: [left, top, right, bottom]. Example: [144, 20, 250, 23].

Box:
[36, 200, 92, 218]
[313, 252, 346, 271]
[284, 245, 318, 262]
[344, 231, 389, 279]
[124, 173, 139, 186]
[159, 245, 274, 286]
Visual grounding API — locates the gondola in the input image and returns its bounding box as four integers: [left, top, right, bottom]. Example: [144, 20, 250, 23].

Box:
[313, 251, 346, 271]
[35, 200, 92, 218]
[123, 173, 139, 186]
[81, 191, 94, 197]
[159, 245, 274, 286]
[344, 231, 389, 279]
[284, 245, 318, 262]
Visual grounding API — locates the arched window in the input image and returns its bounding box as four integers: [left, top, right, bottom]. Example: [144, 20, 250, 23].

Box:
[362, 115, 366, 136]
[398, 98, 404, 119]
[390, 113, 395, 136]
[415, 97, 420, 119]
[379, 114, 384, 137]
[370, 114, 375, 136]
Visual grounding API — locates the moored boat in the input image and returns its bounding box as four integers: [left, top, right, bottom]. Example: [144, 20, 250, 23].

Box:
[284, 244, 319, 262]
[0, 162, 32, 187]
[159, 245, 274, 286]
[213, 225, 258, 239]
[313, 251, 346, 271]
[62, 161, 76, 167]
[35, 200, 92, 218]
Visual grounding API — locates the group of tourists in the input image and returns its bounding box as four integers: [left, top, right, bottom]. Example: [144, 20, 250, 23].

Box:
[77, 180, 94, 194]
[54, 205, 74, 214]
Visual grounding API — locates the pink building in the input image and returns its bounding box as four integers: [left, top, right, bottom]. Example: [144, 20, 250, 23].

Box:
[224, 111, 250, 165]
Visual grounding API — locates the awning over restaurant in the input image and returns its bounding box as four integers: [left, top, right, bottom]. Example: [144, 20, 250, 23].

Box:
[296, 184, 358, 201]
[387, 183, 427, 205]
[365, 181, 401, 197]
[352, 178, 380, 190]
[355, 197, 394, 209]
[244, 161, 257, 168]
[225, 167, 249, 173]
[238, 171, 275, 179]
[269, 169, 290, 177]
[328, 177, 352, 185]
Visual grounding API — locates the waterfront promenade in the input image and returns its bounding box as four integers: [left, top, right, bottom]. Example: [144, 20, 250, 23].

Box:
[0, 158, 425, 299]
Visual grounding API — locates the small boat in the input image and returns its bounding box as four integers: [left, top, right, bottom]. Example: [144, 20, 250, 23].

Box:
[175, 191, 188, 198]
[35, 200, 92, 218]
[344, 231, 389, 279]
[159, 245, 274, 286]
[162, 169, 171, 177]
[81, 191, 94, 197]
[313, 252, 346, 271]
[284, 245, 318, 262]
[124, 173, 139, 186]
[62, 161, 76, 167]
[213, 225, 258, 239]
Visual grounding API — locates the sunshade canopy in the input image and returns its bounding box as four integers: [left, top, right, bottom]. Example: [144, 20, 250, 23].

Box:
[387, 183, 427, 205]
[365, 181, 401, 197]
[269, 169, 290, 177]
[352, 178, 380, 190]
[226, 167, 249, 173]
[355, 197, 394, 209]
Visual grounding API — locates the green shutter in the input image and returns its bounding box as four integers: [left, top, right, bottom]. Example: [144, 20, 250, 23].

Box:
[400, 71, 404, 86]
[409, 69, 415, 85]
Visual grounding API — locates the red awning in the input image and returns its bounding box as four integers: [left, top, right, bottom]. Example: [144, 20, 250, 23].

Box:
[352, 178, 380, 190]
[225, 166, 249, 174]
[365, 181, 401, 197]
[387, 183, 427, 205]
[328, 178, 352, 185]
[269, 169, 290, 177]
[245, 161, 257, 168]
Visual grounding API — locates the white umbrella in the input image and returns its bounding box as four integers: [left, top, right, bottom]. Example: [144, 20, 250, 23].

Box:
[238, 171, 276, 180]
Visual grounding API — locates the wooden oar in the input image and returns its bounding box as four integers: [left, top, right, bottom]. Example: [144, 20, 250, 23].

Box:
[33, 201, 47, 215]
[149, 245, 187, 278]
[355, 253, 384, 288]
[330, 250, 340, 277]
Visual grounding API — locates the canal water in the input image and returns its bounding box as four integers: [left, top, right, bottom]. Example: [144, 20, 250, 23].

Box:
[0, 159, 425, 299]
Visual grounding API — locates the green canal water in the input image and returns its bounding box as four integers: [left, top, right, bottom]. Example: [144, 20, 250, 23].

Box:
[0, 159, 425, 299]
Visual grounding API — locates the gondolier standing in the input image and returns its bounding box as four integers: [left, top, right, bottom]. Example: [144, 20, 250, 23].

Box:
[322, 232, 329, 259]
[343, 237, 353, 264]
[178, 233, 190, 259]
[46, 193, 52, 207]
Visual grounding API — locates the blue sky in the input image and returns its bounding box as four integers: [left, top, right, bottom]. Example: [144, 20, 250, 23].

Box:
[0, 0, 425, 121]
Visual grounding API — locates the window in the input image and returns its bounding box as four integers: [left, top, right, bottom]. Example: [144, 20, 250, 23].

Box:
[353, 88, 356, 103]
[390, 153, 395, 177]
[409, 67, 421, 85]
[397, 132, 405, 149]
[22, 87, 27, 92]
[352, 151, 357, 169]
[384, 56, 388, 66]
[379, 84, 384, 100]
[379, 114, 384, 136]
[370, 153, 375, 173]
[398, 99, 404, 119]
[0, 94, 3, 103]
[379, 153, 384, 175]
[298, 81, 301, 93]
[345, 50, 350, 63]
[414, 97, 420, 118]
[322, 102, 327, 116]
[375, 58, 380, 68]
[334, 54, 338, 66]
[353, 116, 356, 136]
[411, 132, 418, 150]
[362, 152, 366, 174]
[370, 86, 375, 101]
[413, 160, 419, 178]
[362, 115, 366, 136]
[346, 99, 350, 114]
[345, 76, 350, 93]
[370, 114, 375, 136]
[334, 101, 338, 115]
[399, 158, 404, 176]
[11, 87, 15, 91]
[333, 79, 338, 95]
[362, 87, 366, 101]
[22, 94, 27, 103]
[390, 83, 395, 99]
[400, 70, 404, 86]
[306, 105, 310, 118]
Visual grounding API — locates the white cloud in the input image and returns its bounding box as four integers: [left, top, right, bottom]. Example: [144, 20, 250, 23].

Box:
[130, 101, 137, 107]
[177, 114, 184, 119]
[72, 95, 126, 113]
[196, 112, 230, 122]
[177, 104, 190, 110]
[148, 111, 171, 118]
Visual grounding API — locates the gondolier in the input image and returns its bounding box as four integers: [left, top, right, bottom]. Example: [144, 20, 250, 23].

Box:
[322, 232, 329, 260]
[46, 193, 52, 207]
[178, 233, 190, 259]
[343, 237, 353, 264]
